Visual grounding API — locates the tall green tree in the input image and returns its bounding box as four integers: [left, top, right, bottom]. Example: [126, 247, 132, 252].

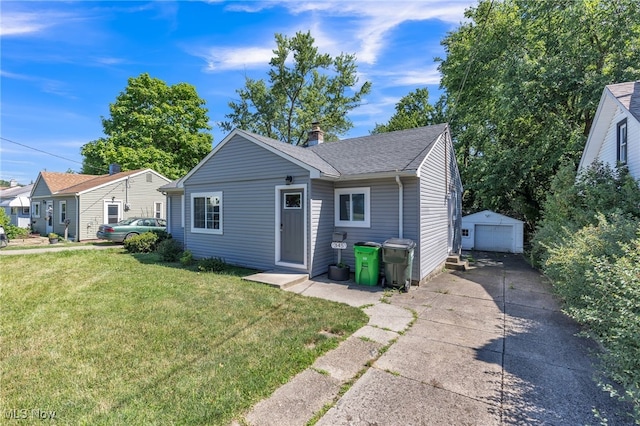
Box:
[371, 88, 446, 134]
[81, 73, 212, 179]
[438, 0, 640, 226]
[221, 31, 371, 145]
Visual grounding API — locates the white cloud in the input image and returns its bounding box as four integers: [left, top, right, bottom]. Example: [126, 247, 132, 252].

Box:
[196, 46, 275, 71]
[0, 12, 52, 36]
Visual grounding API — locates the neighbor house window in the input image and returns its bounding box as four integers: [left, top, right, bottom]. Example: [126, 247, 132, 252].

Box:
[10, 207, 18, 215]
[617, 119, 627, 164]
[59, 201, 67, 224]
[462, 229, 470, 237]
[32, 202, 40, 218]
[334, 187, 370, 228]
[191, 192, 222, 234]
[155, 202, 162, 219]
[22, 207, 30, 215]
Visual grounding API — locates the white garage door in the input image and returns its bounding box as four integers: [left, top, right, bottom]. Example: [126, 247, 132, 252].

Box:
[475, 225, 513, 252]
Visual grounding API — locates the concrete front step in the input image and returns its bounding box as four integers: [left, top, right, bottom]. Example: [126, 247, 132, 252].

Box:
[445, 255, 469, 271]
[242, 271, 309, 289]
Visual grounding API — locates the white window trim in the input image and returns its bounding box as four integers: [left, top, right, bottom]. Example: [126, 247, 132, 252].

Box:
[58, 201, 67, 224]
[103, 200, 123, 224]
[154, 201, 163, 219]
[32, 202, 40, 218]
[334, 187, 371, 228]
[181, 195, 185, 228]
[191, 191, 222, 235]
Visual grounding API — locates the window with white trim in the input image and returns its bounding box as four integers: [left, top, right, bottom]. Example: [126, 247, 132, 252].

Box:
[59, 201, 67, 224]
[32, 202, 41, 218]
[334, 187, 370, 228]
[617, 119, 627, 164]
[191, 192, 222, 234]
[155, 202, 162, 219]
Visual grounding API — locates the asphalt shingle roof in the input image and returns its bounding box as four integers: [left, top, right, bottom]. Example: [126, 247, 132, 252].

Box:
[238, 124, 447, 178]
[39, 169, 147, 195]
[607, 80, 640, 122]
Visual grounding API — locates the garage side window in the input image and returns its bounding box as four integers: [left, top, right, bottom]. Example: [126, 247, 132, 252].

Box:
[191, 192, 222, 234]
[334, 187, 370, 228]
[59, 201, 67, 224]
[462, 229, 469, 237]
[32, 202, 41, 218]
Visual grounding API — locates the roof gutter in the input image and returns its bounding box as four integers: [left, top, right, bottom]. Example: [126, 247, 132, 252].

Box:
[319, 170, 416, 182]
[396, 175, 403, 238]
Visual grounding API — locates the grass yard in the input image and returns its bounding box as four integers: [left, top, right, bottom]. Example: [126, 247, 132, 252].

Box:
[0, 249, 368, 425]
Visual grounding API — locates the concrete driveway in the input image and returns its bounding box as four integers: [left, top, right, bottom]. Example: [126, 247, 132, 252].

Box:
[243, 252, 633, 425]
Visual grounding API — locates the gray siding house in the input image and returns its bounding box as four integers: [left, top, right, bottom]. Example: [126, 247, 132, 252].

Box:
[163, 124, 462, 284]
[31, 169, 170, 241]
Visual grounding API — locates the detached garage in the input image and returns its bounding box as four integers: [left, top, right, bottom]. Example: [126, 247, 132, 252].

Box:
[461, 210, 524, 253]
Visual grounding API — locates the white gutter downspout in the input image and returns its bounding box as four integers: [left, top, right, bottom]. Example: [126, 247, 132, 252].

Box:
[396, 175, 403, 238]
[75, 194, 80, 242]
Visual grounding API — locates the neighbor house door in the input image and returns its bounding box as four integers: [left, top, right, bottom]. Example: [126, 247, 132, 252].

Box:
[276, 185, 307, 269]
[45, 201, 54, 235]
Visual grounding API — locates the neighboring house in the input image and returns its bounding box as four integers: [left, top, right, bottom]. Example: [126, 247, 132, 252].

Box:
[461, 210, 524, 253]
[31, 168, 170, 241]
[579, 80, 640, 179]
[0, 182, 34, 227]
[161, 124, 463, 284]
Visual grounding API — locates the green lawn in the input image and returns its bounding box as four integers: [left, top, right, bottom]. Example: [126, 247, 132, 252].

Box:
[0, 249, 368, 425]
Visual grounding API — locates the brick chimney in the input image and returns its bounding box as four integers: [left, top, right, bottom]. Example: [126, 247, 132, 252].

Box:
[307, 122, 324, 146]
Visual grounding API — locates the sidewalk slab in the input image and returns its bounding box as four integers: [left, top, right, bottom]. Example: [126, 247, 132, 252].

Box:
[362, 303, 414, 333]
[317, 368, 500, 426]
[286, 278, 382, 307]
[244, 369, 341, 426]
[312, 335, 383, 382]
[374, 335, 503, 406]
[408, 318, 504, 353]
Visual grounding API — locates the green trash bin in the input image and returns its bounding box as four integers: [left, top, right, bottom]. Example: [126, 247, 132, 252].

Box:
[382, 238, 416, 292]
[354, 242, 382, 286]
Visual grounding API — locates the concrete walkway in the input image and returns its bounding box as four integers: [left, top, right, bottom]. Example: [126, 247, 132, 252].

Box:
[240, 253, 633, 425]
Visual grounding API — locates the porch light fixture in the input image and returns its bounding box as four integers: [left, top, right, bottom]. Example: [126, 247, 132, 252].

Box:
[285, 175, 293, 185]
[111, 196, 115, 202]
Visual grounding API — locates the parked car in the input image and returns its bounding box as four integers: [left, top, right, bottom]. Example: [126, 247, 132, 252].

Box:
[96, 217, 167, 243]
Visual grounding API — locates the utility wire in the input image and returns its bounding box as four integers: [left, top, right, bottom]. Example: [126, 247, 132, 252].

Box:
[448, 0, 495, 121]
[0, 136, 109, 175]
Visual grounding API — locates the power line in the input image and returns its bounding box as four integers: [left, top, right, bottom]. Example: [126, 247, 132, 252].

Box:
[1, 136, 83, 166]
[0, 136, 109, 175]
[449, 0, 495, 121]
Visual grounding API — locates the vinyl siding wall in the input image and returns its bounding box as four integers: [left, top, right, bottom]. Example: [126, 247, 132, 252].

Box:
[184, 134, 310, 271]
[333, 177, 419, 279]
[166, 193, 185, 246]
[309, 179, 334, 277]
[418, 134, 456, 279]
[598, 108, 640, 179]
[77, 173, 168, 241]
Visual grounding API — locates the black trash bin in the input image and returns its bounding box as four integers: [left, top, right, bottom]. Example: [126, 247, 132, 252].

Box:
[382, 238, 416, 292]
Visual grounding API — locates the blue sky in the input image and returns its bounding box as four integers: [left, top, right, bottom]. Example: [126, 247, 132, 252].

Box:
[1, 1, 475, 184]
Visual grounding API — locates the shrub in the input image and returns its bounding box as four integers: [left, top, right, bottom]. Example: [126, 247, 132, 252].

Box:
[197, 257, 227, 273]
[180, 250, 194, 266]
[150, 229, 170, 244]
[156, 238, 183, 262]
[532, 161, 640, 266]
[544, 214, 640, 420]
[124, 232, 158, 253]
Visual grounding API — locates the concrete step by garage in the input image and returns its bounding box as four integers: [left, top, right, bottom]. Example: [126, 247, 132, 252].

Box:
[445, 255, 469, 271]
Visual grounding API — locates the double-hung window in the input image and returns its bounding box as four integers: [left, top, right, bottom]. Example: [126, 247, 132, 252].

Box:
[617, 119, 627, 165]
[59, 201, 67, 224]
[335, 187, 370, 228]
[191, 192, 222, 234]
